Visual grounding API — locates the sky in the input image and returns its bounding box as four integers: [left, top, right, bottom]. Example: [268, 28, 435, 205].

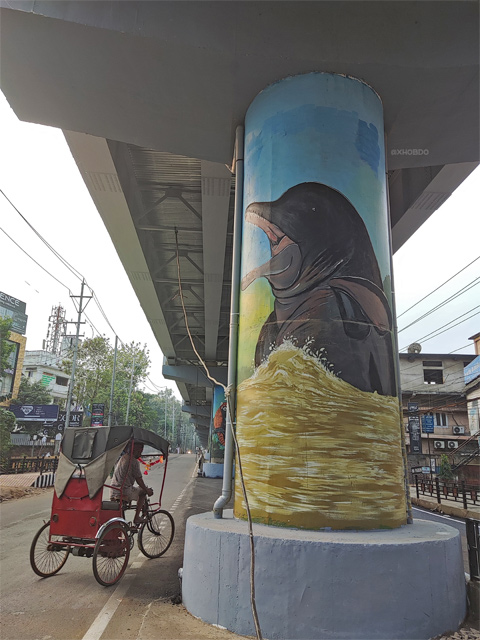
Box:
[1, 90, 479, 400]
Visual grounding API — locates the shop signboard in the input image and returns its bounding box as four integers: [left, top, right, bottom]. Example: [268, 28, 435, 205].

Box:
[9, 404, 59, 422]
[408, 414, 421, 453]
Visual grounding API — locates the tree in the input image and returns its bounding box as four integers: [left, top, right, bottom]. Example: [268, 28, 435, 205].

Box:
[62, 337, 151, 426]
[15, 377, 54, 405]
[0, 408, 15, 470]
[438, 454, 454, 482]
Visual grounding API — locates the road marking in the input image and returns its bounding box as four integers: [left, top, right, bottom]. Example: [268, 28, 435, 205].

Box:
[81, 479, 192, 640]
[81, 575, 134, 640]
[412, 507, 465, 525]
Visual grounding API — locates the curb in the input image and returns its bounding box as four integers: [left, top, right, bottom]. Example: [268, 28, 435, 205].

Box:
[411, 496, 479, 520]
[33, 472, 55, 488]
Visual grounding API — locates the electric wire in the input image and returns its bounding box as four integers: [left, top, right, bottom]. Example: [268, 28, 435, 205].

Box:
[0, 189, 84, 282]
[0, 226, 73, 293]
[174, 229, 263, 640]
[1, 190, 126, 350]
[449, 343, 475, 354]
[2, 199, 173, 413]
[398, 277, 480, 333]
[396, 254, 480, 319]
[400, 305, 480, 351]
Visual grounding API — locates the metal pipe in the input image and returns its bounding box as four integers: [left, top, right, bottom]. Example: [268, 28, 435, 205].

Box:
[108, 335, 118, 426]
[214, 125, 244, 518]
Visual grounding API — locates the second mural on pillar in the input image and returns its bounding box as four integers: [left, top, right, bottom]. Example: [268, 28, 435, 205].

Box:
[235, 73, 407, 530]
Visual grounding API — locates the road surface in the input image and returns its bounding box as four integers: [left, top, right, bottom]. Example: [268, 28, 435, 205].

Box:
[413, 506, 470, 574]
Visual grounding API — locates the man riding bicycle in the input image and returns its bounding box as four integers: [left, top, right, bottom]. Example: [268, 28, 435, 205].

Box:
[110, 442, 153, 525]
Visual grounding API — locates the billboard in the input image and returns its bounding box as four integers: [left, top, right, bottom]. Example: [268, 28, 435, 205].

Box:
[91, 403, 105, 426]
[9, 404, 59, 422]
[53, 410, 84, 431]
[465, 355, 480, 385]
[0, 291, 28, 335]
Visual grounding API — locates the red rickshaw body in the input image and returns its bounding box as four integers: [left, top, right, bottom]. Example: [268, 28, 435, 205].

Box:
[50, 477, 121, 539]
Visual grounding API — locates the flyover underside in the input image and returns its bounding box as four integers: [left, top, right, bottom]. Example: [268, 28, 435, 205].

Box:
[1, 1, 478, 406]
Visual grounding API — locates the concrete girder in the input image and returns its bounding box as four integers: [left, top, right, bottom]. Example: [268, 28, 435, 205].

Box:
[189, 416, 210, 429]
[1, 2, 478, 168]
[182, 405, 211, 419]
[390, 162, 479, 252]
[63, 131, 175, 355]
[201, 161, 232, 360]
[162, 364, 227, 388]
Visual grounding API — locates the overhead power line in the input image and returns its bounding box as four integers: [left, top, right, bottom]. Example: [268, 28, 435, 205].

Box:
[1, 188, 84, 283]
[0, 225, 72, 293]
[1, 190, 125, 345]
[398, 277, 480, 333]
[397, 254, 480, 319]
[400, 305, 480, 351]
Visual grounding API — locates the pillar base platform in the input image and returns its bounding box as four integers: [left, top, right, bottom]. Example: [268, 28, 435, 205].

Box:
[203, 462, 224, 478]
[182, 510, 466, 640]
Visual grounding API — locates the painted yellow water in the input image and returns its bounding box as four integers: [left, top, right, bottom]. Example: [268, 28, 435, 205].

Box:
[234, 342, 407, 530]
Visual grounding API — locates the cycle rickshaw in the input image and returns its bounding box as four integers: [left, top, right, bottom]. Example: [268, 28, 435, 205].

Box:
[30, 426, 174, 586]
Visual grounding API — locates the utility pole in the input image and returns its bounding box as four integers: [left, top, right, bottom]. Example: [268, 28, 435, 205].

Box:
[164, 392, 168, 438]
[65, 280, 91, 429]
[108, 335, 118, 427]
[125, 352, 136, 425]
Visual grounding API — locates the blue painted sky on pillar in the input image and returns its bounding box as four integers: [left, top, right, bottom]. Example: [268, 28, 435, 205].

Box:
[242, 72, 391, 282]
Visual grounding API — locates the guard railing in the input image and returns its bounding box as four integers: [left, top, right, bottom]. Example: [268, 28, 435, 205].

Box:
[414, 475, 478, 509]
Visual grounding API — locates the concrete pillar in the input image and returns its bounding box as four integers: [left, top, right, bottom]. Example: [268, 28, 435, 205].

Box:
[236, 72, 406, 530]
[204, 385, 226, 478]
[211, 385, 226, 462]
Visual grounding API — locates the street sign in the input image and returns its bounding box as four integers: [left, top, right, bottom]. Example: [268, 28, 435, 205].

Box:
[422, 414, 435, 433]
[408, 402, 419, 413]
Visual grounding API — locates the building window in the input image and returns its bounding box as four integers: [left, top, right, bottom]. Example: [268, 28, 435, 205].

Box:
[56, 376, 68, 386]
[435, 412, 448, 427]
[423, 369, 443, 384]
[423, 361, 443, 384]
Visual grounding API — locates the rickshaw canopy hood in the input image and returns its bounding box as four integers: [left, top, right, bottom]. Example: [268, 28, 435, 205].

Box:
[55, 426, 169, 499]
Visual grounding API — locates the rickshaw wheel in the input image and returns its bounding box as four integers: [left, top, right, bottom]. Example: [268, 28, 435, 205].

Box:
[93, 522, 130, 586]
[30, 522, 70, 577]
[138, 510, 174, 559]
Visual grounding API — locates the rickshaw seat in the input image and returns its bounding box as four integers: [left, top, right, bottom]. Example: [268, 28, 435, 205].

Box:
[101, 501, 122, 510]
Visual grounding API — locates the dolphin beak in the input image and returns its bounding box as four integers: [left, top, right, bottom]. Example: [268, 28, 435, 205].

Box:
[242, 204, 302, 291]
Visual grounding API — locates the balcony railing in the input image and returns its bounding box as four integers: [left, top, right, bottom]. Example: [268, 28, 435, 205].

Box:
[2, 456, 59, 475]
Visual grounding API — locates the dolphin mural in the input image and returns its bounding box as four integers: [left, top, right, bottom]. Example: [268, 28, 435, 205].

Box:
[241, 182, 396, 397]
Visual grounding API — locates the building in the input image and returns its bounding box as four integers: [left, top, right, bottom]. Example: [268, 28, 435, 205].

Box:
[401, 346, 479, 482]
[0, 291, 28, 403]
[465, 332, 480, 440]
[22, 350, 70, 407]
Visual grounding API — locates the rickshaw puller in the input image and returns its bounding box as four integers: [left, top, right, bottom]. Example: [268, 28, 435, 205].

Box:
[110, 442, 153, 525]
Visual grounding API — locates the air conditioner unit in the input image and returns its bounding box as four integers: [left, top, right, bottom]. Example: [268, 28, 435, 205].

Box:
[447, 441, 459, 449]
[433, 441, 445, 449]
[453, 426, 465, 435]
